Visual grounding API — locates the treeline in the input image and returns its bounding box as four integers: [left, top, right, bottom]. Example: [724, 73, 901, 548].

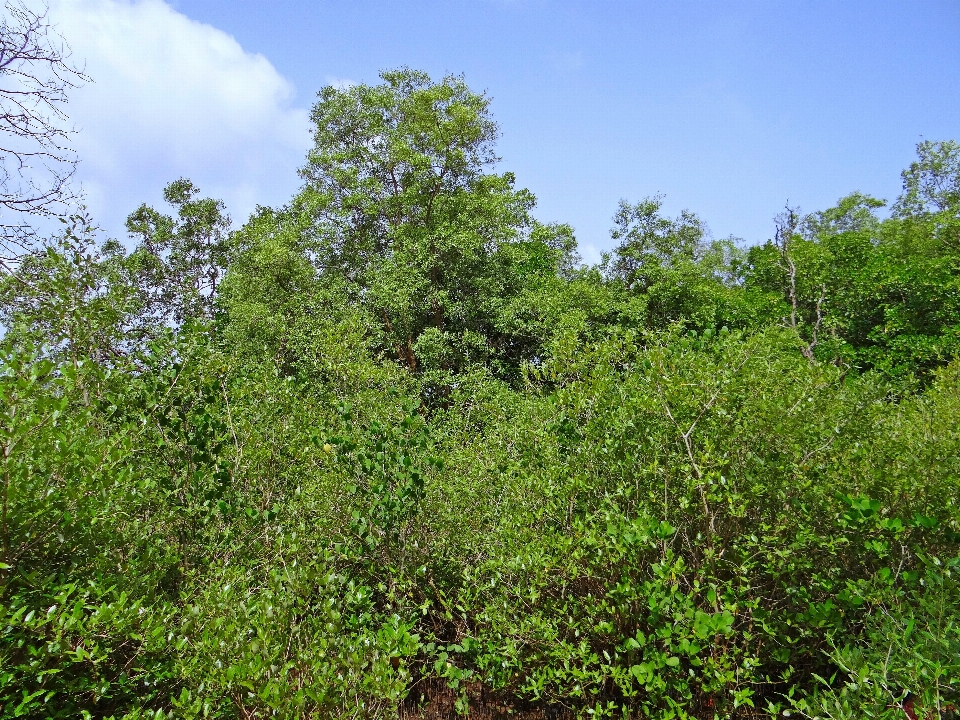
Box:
[1, 69, 959, 719]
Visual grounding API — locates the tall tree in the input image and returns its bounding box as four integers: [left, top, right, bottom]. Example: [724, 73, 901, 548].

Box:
[293, 68, 543, 375]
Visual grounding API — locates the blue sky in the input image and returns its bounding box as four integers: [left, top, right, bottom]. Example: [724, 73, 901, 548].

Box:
[55, 0, 960, 262]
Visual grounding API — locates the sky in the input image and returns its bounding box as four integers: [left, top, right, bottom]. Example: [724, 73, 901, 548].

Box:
[52, 0, 960, 263]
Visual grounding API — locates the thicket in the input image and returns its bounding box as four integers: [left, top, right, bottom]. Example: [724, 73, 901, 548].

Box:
[1, 69, 959, 719]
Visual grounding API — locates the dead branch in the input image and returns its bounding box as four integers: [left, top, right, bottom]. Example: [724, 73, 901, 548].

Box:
[0, 1, 90, 259]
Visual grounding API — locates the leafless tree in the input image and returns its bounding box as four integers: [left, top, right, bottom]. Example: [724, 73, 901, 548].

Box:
[0, 0, 88, 263]
[775, 204, 823, 362]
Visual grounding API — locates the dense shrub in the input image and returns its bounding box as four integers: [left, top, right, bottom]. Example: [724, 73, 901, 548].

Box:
[1, 70, 958, 718]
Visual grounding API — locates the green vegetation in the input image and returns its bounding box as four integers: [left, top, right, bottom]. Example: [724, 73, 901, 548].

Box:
[1, 70, 959, 719]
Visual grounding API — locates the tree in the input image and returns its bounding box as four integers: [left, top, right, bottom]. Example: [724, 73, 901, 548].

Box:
[0, 1, 88, 261]
[894, 140, 960, 217]
[0, 211, 140, 366]
[606, 195, 708, 293]
[601, 195, 755, 331]
[292, 68, 543, 377]
[803, 191, 885, 237]
[744, 181, 960, 379]
[126, 178, 232, 325]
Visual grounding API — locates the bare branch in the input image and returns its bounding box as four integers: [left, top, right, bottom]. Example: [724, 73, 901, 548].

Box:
[774, 203, 801, 331]
[774, 204, 823, 363]
[0, 0, 90, 260]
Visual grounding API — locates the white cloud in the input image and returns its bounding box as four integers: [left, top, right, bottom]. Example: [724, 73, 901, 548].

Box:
[51, 0, 311, 237]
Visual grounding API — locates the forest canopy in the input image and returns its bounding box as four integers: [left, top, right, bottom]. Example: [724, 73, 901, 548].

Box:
[1, 68, 959, 719]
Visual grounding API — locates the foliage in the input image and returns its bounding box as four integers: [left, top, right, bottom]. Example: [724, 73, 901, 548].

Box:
[0, 69, 958, 719]
[125, 179, 233, 325]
